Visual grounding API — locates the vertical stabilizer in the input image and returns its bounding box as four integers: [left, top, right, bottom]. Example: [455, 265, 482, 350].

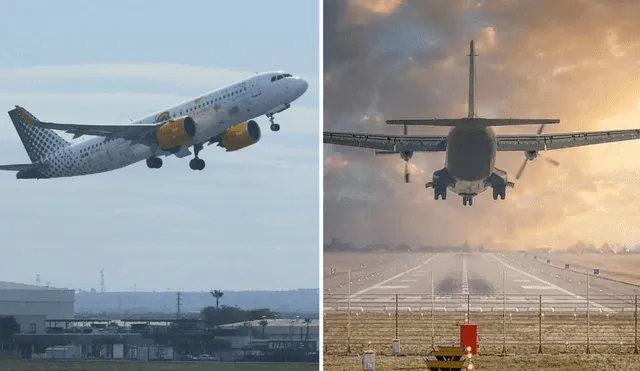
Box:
[8, 106, 70, 163]
[468, 40, 477, 118]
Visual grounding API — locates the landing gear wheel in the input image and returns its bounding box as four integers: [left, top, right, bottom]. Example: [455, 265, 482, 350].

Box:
[268, 114, 280, 131]
[463, 196, 473, 206]
[434, 186, 447, 200]
[189, 144, 205, 170]
[493, 186, 506, 200]
[146, 157, 162, 169]
[189, 158, 205, 171]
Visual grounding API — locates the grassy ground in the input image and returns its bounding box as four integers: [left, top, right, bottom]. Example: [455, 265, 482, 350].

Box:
[324, 312, 640, 369]
[0, 360, 319, 371]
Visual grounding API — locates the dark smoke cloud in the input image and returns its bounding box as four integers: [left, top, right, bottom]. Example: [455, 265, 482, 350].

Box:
[323, 0, 640, 250]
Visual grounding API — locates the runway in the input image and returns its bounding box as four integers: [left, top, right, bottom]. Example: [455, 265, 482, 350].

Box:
[323, 252, 640, 313]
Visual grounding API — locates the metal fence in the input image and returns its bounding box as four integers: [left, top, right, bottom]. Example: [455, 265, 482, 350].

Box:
[323, 293, 640, 356]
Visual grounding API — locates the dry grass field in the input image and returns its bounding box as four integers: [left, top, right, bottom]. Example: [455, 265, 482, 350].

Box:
[547, 253, 640, 285]
[0, 360, 318, 371]
[324, 312, 640, 370]
[324, 354, 640, 371]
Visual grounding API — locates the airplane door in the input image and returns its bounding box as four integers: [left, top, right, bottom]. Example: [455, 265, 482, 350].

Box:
[250, 78, 261, 97]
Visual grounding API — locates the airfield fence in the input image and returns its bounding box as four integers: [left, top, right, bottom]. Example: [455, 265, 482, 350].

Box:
[323, 293, 640, 356]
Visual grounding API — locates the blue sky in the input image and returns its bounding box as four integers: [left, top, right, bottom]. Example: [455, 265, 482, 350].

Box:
[0, 0, 319, 291]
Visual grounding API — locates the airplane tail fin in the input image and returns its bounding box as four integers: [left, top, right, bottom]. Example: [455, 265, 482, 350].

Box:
[8, 106, 70, 163]
[468, 40, 476, 119]
[385, 40, 560, 128]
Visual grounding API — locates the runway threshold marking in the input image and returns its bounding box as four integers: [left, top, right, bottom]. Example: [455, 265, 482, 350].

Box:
[351, 254, 439, 297]
[490, 254, 613, 312]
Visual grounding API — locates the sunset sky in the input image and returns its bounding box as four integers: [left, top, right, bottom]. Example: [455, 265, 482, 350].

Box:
[324, 0, 640, 250]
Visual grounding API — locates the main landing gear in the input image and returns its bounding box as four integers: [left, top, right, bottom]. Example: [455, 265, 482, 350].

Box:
[146, 157, 163, 169]
[189, 143, 205, 171]
[462, 195, 474, 206]
[426, 183, 448, 200]
[267, 114, 280, 132]
[492, 182, 514, 200]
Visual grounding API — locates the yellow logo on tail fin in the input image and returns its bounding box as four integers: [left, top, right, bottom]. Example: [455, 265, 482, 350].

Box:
[15, 106, 33, 128]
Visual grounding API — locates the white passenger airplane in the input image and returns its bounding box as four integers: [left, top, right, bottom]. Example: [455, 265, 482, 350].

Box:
[0, 71, 308, 179]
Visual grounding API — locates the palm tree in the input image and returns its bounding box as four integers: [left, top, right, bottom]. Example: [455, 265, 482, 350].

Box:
[210, 290, 224, 309]
[259, 319, 268, 336]
[304, 318, 312, 341]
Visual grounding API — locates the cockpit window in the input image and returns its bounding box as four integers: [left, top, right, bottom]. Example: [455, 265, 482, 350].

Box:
[271, 73, 291, 82]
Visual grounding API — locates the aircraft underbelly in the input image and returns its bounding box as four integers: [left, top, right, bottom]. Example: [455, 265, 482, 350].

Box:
[446, 128, 495, 182]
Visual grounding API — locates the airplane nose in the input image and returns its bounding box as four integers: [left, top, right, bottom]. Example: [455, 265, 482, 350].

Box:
[297, 78, 308, 94]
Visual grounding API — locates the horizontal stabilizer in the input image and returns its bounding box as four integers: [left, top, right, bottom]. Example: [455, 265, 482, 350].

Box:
[387, 118, 560, 127]
[0, 163, 48, 171]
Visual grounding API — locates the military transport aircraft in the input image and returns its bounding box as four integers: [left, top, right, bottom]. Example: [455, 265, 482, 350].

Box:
[324, 40, 640, 206]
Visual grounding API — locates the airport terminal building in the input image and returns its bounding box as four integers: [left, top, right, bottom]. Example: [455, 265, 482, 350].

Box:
[0, 281, 74, 334]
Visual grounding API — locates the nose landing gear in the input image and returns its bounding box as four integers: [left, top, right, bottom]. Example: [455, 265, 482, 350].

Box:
[267, 114, 280, 132]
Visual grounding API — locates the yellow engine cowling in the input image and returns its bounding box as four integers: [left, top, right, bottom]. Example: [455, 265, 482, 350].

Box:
[156, 116, 197, 150]
[220, 120, 261, 151]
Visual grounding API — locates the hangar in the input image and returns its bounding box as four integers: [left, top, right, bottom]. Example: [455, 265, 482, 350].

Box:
[0, 281, 74, 334]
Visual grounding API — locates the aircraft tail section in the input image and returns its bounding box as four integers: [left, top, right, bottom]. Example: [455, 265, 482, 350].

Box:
[387, 118, 560, 127]
[8, 106, 70, 163]
[468, 40, 476, 119]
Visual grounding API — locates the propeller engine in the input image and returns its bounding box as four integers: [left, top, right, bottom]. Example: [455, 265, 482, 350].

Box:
[375, 124, 414, 183]
[515, 124, 560, 180]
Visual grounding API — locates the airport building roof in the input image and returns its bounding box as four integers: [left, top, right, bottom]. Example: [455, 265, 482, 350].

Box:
[220, 319, 319, 328]
[0, 281, 68, 291]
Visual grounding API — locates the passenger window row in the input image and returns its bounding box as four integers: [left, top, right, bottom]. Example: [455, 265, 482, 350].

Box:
[172, 86, 248, 117]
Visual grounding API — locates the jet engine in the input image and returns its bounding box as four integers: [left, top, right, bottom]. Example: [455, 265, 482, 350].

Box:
[156, 116, 197, 150]
[219, 120, 261, 151]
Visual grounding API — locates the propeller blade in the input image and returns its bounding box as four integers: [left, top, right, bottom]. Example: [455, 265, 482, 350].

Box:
[515, 159, 528, 180]
[537, 124, 546, 135]
[403, 124, 408, 136]
[404, 161, 410, 183]
[545, 157, 560, 167]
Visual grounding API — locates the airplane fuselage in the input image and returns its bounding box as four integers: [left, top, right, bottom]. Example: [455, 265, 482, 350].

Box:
[20, 71, 307, 179]
[444, 125, 497, 196]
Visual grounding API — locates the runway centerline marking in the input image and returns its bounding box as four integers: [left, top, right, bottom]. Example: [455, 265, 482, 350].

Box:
[490, 254, 612, 312]
[401, 279, 418, 282]
[351, 254, 439, 297]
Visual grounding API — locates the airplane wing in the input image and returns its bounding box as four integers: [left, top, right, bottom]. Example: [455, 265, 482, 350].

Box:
[323, 131, 447, 152]
[497, 129, 640, 151]
[0, 163, 48, 171]
[15, 106, 156, 141]
[28, 121, 156, 141]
